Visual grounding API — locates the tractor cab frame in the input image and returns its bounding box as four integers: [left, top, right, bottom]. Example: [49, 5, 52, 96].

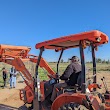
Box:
[35, 30, 108, 110]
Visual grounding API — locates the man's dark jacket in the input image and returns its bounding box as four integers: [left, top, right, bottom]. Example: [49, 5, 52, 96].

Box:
[60, 62, 81, 86]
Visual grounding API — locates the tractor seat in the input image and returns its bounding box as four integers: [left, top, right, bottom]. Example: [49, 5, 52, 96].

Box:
[63, 84, 80, 89]
[56, 84, 80, 97]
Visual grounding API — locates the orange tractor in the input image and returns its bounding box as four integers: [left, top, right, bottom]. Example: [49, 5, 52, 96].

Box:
[0, 44, 56, 106]
[33, 30, 110, 110]
[0, 30, 110, 110]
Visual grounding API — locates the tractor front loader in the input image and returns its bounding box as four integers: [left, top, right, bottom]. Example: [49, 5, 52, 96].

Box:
[0, 44, 56, 108]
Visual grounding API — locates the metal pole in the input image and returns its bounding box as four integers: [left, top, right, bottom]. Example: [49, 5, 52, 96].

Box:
[56, 49, 64, 83]
[36, 46, 44, 75]
[79, 41, 86, 93]
[33, 46, 44, 110]
[91, 44, 96, 83]
[57, 49, 64, 74]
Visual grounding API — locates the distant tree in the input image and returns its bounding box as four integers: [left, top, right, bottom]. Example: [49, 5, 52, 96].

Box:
[90, 61, 92, 63]
[96, 58, 102, 63]
[107, 59, 110, 64]
[105, 59, 110, 64]
[86, 61, 91, 63]
[102, 60, 106, 63]
[61, 59, 64, 63]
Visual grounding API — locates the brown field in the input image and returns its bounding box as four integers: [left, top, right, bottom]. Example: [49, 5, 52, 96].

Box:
[0, 62, 110, 109]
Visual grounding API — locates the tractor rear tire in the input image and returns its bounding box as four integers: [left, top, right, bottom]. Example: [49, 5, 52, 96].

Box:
[58, 103, 89, 110]
[78, 105, 89, 110]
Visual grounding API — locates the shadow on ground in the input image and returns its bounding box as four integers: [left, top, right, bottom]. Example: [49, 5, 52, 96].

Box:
[0, 104, 18, 110]
[0, 104, 30, 110]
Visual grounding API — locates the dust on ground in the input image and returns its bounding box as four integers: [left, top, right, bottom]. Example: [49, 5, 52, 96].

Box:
[0, 76, 26, 109]
[87, 71, 110, 93]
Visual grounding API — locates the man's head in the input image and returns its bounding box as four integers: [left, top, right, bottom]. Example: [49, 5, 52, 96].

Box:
[69, 56, 79, 63]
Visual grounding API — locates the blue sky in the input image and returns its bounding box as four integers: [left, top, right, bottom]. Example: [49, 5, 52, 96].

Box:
[0, 0, 110, 62]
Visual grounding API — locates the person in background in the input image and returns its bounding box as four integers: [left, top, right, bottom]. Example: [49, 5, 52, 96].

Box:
[2, 67, 8, 88]
[10, 66, 17, 88]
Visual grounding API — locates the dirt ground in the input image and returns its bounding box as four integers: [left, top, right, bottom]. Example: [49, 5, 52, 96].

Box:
[0, 71, 110, 109]
[89, 71, 110, 93]
[0, 76, 26, 109]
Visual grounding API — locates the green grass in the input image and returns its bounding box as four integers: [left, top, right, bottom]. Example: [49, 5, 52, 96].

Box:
[39, 62, 110, 81]
[86, 63, 110, 71]
[0, 62, 110, 86]
[38, 69, 49, 80]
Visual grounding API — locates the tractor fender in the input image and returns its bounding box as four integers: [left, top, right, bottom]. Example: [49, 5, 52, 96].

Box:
[51, 93, 86, 110]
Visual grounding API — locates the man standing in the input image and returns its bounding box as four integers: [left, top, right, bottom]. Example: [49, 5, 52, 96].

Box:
[2, 67, 8, 88]
[10, 66, 17, 88]
[51, 56, 81, 102]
